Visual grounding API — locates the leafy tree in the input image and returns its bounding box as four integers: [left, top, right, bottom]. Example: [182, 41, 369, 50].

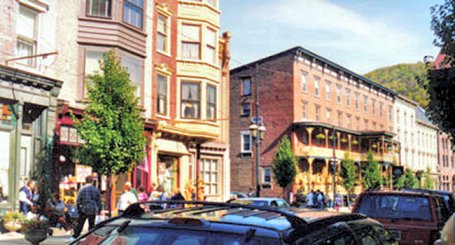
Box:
[272, 136, 298, 199]
[431, 0, 455, 66]
[362, 151, 382, 191]
[400, 169, 418, 189]
[422, 168, 434, 190]
[340, 152, 356, 197]
[74, 50, 147, 215]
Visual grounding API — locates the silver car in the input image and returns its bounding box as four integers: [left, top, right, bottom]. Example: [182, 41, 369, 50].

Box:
[230, 197, 289, 208]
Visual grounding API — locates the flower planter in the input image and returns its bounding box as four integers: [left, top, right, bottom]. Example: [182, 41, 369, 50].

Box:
[3, 221, 22, 232]
[25, 228, 48, 245]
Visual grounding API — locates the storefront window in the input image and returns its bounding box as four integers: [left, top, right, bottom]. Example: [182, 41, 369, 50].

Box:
[201, 158, 218, 195]
[0, 103, 14, 126]
[0, 131, 11, 202]
[158, 156, 178, 195]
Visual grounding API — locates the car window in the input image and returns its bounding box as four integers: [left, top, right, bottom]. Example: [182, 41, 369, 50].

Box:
[296, 225, 356, 245]
[276, 200, 288, 208]
[270, 201, 278, 207]
[434, 196, 449, 224]
[356, 195, 432, 221]
[349, 222, 392, 245]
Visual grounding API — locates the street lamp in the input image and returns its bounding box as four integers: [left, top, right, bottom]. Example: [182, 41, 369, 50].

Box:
[331, 128, 337, 201]
[249, 122, 266, 197]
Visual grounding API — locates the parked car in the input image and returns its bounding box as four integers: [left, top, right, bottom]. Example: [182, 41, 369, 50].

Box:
[229, 197, 290, 208]
[352, 190, 447, 245]
[71, 200, 397, 245]
[229, 191, 248, 199]
[400, 188, 455, 215]
[434, 214, 455, 245]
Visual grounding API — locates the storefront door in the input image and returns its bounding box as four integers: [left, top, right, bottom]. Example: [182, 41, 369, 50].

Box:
[0, 131, 11, 203]
[158, 155, 179, 196]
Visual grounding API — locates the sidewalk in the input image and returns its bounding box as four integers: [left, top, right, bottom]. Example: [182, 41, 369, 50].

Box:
[0, 228, 72, 245]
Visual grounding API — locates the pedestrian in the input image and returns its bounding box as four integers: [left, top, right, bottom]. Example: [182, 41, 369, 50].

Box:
[316, 190, 324, 209]
[170, 188, 185, 208]
[44, 193, 71, 233]
[19, 180, 36, 215]
[247, 188, 255, 197]
[124, 181, 138, 199]
[335, 194, 342, 212]
[137, 186, 148, 202]
[117, 184, 138, 215]
[70, 175, 102, 242]
[306, 189, 314, 208]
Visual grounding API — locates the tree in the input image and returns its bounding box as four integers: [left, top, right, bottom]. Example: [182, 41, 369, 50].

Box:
[431, 0, 455, 66]
[272, 136, 298, 199]
[362, 151, 382, 191]
[340, 152, 356, 197]
[422, 168, 435, 190]
[398, 169, 419, 189]
[74, 50, 147, 215]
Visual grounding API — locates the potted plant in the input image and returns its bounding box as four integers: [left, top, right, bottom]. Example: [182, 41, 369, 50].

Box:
[2, 211, 26, 232]
[341, 138, 348, 143]
[316, 133, 325, 139]
[23, 220, 49, 245]
[352, 140, 359, 145]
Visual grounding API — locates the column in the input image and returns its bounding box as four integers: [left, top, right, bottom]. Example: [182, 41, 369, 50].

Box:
[307, 127, 314, 146]
[324, 129, 329, 148]
[348, 134, 352, 152]
[307, 157, 314, 191]
[12, 101, 24, 210]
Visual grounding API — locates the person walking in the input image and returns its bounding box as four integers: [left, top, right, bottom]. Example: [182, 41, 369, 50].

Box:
[316, 190, 324, 209]
[306, 190, 314, 208]
[117, 184, 138, 215]
[137, 186, 148, 202]
[335, 194, 342, 212]
[18, 180, 35, 215]
[70, 175, 102, 242]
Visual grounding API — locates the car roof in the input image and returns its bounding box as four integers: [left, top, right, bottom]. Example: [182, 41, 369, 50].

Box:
[237, 197, 287, 201]
[361, 190, 433, 197]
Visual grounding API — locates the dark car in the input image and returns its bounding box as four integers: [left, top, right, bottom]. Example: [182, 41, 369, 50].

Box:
[352, 191, 448, 245]
[71, 200, 397, 245]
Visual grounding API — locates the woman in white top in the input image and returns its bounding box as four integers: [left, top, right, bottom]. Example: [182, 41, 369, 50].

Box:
[117, 184, 138, 215]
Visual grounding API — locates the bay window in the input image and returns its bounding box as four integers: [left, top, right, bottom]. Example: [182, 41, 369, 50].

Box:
[157, 74, 168, 115]
[121, 54, 143, 103]
[206, 28, 217, 64]
[207, 84, 216, 120]
[181, 82, 200, 119]
[86, 0, 111, 17]
[123, 0, 143, 29]
[181, 24, 201, 60]
[84, 50, 105, 97]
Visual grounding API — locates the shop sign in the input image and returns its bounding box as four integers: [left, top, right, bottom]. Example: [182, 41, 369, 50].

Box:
[75, 164, 92, 183]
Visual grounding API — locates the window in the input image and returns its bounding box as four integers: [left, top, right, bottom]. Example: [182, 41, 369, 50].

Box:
[181, 82, 200, 119]
[242, 78, 251, 96]
[207, 84, 216, 120]
[241, 103, 251, 117]
[181, 24, 201, 60]
[372, 99, 376, 114]
[262, 167, 272, 183]
[355, 93, 360, 109]
[347, 114, 352, 129]
[301, 100, 308, 120]
[326, 108, 331, 124]
[364, 119, 369, 130]
[86, 0, 111, 17]
[336, 85, 342, 103]
[241, 131, 252, 153]
[363, 95, 368, 112]
[157, 74, 168, 115]
[201, 158, 218, 195]
[123, 0, 143, 28]
[206, 28, 217, 64]
[16, 6, 37, 67]
[379, 102, 383, 116]
[373, 122, 377, 130]
[325, 80, 331, 100]
[314, 77, 320, 97]
[84, 50, 105, 97]
[315, 105, 321, 121]
[389, 106, 393, 122]
[121, 54, 143, 102]
[157, 14, 169, 53]
[337, 111, 343, 127]
[346, 89, 351, 106]
[301, 72, 308, 92]
[207, 0, 217, 7]
[356, 117, 360, 131]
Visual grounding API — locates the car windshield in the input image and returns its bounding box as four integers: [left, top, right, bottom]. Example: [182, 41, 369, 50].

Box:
[233, 200, 269, 206]
[357, 195, 432, 221]
[76, 226, 278, 245]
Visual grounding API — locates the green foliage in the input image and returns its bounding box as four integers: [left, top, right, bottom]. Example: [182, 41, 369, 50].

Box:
[364, 62, 429, 107]
[272, 136, 298, 196]
[340, 152, 356, 194]
[362, 151, 382, 191]
[431, 0, 455, 66]
[422, 168, 434, 190]
[74, 50, 146, 176]
[399, 169, 418, 189]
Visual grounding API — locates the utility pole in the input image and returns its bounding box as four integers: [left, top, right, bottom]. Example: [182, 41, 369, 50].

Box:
[255, 63, 261, 198]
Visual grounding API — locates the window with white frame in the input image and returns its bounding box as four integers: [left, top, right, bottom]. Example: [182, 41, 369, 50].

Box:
[336, 85, 342, 104]
[121, 54, 143, 103]
[301, 72, 308, 92]
[301, 100, 308, 120]
[157, 74, 168, 115]
[372, 99, 376, 114]
[241, 131, 252, 153]
[326, 108, 331, 124]
[355, 93, 360, 110]
[241, 103, 251, 117]
[314, 77, 320, 97]
[356, 117, 360, 131]
[201, 158, 218, 195]
[363, 95, 368, 112]
[364, 119, 369, 130]
[181, 82, 200, 119]
[379, 102, 383, 116]
[315, 105, 321, 121]
[86, 0, 111, 17]
[181, 24, 201, 60]
[123, 0, 143, 29]
[242, 78, 251, 95]
[346, 89, 351, 106]
[157, 14, 169, 53]
[16, 6, 38, 67]
[347, 114, 352, 129]
[337, 111, 343, 127]
[84, 49, 105, 97]
[206, 28, 217, 64]
[262, 167, 272, 183]
[325, 80, 331, 100]
[207, 84, 216, 120]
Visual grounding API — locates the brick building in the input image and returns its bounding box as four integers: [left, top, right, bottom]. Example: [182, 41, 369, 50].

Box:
[230, 47, 399, 198]
[438, 133, 455, 191]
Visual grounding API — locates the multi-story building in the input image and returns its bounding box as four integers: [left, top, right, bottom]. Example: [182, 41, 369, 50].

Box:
[230, 47, 398, 197]
[438, 133, 455, 191]
[415, 107, 439, 186]
[0, 0, 62, 209]
[393, 95, 418, 168]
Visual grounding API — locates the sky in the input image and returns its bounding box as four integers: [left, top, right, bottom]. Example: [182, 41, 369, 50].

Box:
[220, 0, 442, 74]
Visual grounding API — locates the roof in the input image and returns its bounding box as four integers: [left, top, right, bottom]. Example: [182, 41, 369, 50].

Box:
[230, 46, 397, 97]
[415, 107, 437, 128]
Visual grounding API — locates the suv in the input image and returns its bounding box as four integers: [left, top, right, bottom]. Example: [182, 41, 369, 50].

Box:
[400, 188, 455, 215]
[72, 201, 396, 245]
[352, 191, 447, 245]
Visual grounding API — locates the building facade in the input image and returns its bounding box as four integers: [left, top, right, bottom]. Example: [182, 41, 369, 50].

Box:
[438, 133, 455, 191]
[393, 95, 418, 168]
[230, 47, 398, 198]
[415, 107, 439, 186]
[0, 0, 62, 209]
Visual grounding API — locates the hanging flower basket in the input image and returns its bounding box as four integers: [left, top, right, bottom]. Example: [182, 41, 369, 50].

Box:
[371, 144, 377, 148]
[328, 135, 335, 140]
[316, 133, 325, 139]
[341, 138, 348, 143]
[352, 140, 359, 145]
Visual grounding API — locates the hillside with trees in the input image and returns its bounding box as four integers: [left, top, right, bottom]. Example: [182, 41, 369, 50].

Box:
[364, 62, 429, 107]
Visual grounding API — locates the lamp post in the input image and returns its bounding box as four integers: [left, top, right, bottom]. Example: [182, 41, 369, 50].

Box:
[249, 123, 266, 197]
[332, 127, 337, 201]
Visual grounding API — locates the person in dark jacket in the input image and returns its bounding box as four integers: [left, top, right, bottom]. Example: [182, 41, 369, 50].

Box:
[170, 188, 185, 208]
